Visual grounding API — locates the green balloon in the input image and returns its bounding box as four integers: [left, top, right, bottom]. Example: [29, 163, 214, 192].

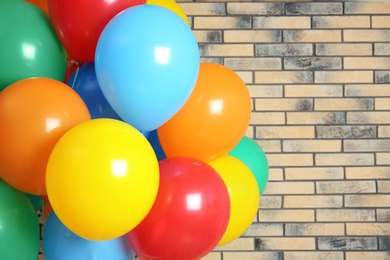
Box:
[0, 179, 40, 260]
[229, 136, 269, 195]
[0, 1, 66, 91]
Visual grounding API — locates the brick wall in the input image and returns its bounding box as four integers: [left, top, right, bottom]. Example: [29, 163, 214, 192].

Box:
[176, 1, 390, 260]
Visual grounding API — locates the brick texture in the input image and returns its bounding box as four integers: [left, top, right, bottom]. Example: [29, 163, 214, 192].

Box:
[179, 1, 390, 259]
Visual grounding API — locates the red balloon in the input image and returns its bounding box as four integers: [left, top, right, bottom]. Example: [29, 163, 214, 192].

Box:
[128, 157, 230, 260]
[48, 0, 145, 62]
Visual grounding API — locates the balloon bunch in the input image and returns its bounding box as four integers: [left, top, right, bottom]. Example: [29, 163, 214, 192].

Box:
[0, 0, 269, 260]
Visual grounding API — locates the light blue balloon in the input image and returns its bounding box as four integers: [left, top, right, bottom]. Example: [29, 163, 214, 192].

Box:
[95, 5, 200, 132]
[43, 212, 135, 260]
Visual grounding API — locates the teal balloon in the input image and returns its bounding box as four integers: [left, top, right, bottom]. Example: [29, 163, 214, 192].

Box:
[229, 136, 269, 195]
[24, 193, 43, 211]
[0, 1, 66, 91]
[0, 179, 40, 260]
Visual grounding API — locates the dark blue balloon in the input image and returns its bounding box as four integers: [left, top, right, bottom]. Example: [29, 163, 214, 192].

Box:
[67, 62, 122, 120]
[147, 130, 166, 161]
[43, 212, 135, 260]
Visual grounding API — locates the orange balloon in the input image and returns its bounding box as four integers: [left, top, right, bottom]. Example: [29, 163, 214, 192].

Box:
[157, 63, 251, 161]
[25, 0, 48, 14]
[0, 77, 91, 195]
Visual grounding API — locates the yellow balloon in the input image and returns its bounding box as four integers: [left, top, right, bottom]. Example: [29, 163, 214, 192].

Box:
[147, 0, 190, 26]
[46, 119, 160, 240]
[208, 155, 260, 246]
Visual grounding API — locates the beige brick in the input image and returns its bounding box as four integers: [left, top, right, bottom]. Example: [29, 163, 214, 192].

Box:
[263, 182, 314, 195]
[344, 139, 390, 152]
[316, 181, 376, 194]
[286, 223, 345, 236]
[315, 153, 374, 166]
[194, 17, 251, 29]
[268, 168, 284, 181]
[315, 98, 373, 111]
[243, 223, 283, 236]
[245, 127, 254, 138]
[346, 167, 390, 179]
[267, 154, 313, 167]
[284, 30, 341, 42]
[223, 252, 282, 260]
[377, 153, 390, 165]
[379, 126, 390, 138]
[254, 16, 311, 29]
[316, 43, 372, 56]
[248, 85, 283, 98]
[345, 195, 390, 207]
[373, 16, 390, 28]
[283, 140, 341, 153]
[287, 112, 345, 125]
[318, 237, 377, 250]
[225, 58, 281, 70]
[345, 2, 390, 14]
[317, 126, 376, 139]
[285, 167, 344, 180]
[235, 71, 252, 84]
[260, 195, 282, 208]
[250, 112, 285, 125]
[374, 43, 390, 55]
[317, 209, 375, 222]
[377, 209, 390, 222]
[201, 252, 222, 260]
[200, 44, 253, 57]
[347, 223, 390, 236]
[259, 209, 315, 222]
[224, 30, 281, 43]
[285, 84, 343, 97]
[378, 181, 390, 193]
[286, 2, 342, 14]
[255, 237, 315, 250]
[344, 30, 390, 42]
[346, 252, 390, 260]
[284, 57, 341, 70]
[284, 195, 343, 208]
[256, 43, 313, 57]
[255, 98, 312, 111]
[180, 3, 225, 15]
[193, 30, 222, 43]
[256, 140, 281, 153]
[346, 84, 390, 96]
[227, 3, 284, 15]
[375, 98, 390, 110]
[285, 252, 344, 260]
[313, 16, 370, 28]
[256, 126, 315, 139]
[315, 71, 373, 84]
[255, 71, 313, 84]
[345, 57, 390, 69]
[214, 238, 254, 251]
[348, 112, 390, 124]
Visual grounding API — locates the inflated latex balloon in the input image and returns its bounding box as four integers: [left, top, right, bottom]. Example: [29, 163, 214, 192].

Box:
[24, 193, 43, 211]
[229, 136, 269, 195]
[43, 212, 136, 260]
[0, 77, 90, 195]
[147, 0, 189, 26]
[208, 155, 260, 246]
[0, 179, 40, 260]
[128, 157, 230, 260]
[147, 130, 166, 161]
[46, 119, 160, 240]
[67, 62, 121, 120]
[0, 1, 66, 91]
[95, 4, 200, 132]
[48, 0, 145, 62]
[158, 63, 251, 162]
